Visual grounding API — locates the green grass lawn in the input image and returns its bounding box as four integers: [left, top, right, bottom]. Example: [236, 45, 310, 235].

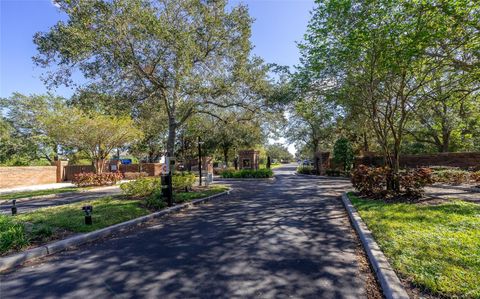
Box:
[348, 192, 480, 298]
[17, 197, 148, 233]
[174, 185, 229, 203]
[0, 186, 229, 256]
[0, 187, 84, 201]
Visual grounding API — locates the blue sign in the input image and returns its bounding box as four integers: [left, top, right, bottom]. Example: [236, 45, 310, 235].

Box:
[121, 159, 132, 165]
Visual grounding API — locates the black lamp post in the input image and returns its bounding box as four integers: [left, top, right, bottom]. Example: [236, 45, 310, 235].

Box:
[198, 136, 204, 186]
[11, 200, 17, 216]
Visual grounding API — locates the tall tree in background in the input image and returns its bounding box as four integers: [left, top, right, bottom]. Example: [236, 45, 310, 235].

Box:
[0, 93, 66, 164]
[299, 0, 480, 191]
[286, 95, 336, 174]
[34, 0, 267, 157]
[40, 107, 142, 173]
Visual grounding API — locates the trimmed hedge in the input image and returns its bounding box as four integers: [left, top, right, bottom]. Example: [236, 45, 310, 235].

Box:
[221, 169, 273, 178]
[120, 172, 196, 198]
[296, 166, 314, 175]
[72, 172, 123, 187]
[351, 165, 433, 198]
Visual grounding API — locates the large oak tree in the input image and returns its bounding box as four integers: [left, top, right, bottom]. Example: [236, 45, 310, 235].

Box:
[34, 0, 266, 157]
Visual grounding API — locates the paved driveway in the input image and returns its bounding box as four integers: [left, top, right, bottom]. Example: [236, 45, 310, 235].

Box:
[0, 165, 366, 298]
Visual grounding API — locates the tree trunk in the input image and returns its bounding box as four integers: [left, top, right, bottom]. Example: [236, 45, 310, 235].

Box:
[94, 158, 106, 174]
[363, 132, 369, 152]
[166, 118, 177, 157]
[441, 129, 450, 152]
[312, 140, 321, 175]
[223, 147, 229, 167]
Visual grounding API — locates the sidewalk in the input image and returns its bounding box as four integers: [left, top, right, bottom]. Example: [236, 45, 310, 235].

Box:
[0, 182, 75, 195]
[425, 185, 480, 204]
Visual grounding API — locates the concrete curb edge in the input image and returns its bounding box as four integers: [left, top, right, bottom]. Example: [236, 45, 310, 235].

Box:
[0, 188, 231, 273]
[341, 192, 410, 299]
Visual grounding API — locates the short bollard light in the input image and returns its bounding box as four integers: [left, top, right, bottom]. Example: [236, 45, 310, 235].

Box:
[11, 199, 17, 216]
[82, 205, 93, 225]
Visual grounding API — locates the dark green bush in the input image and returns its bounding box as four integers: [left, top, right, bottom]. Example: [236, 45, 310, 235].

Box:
[120, 177, 161, 197]
[296, 166, 314, 175]
[120, 172, 197, 197]
[172, 172, 196, 191]
[145, 191, 167, 210]
[221, 168, 273, 178]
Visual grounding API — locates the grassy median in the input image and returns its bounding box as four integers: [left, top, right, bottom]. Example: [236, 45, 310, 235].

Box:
[0, 187, 83, 201]
[348, 192, 480, 298]
[1, 185, 228, 256]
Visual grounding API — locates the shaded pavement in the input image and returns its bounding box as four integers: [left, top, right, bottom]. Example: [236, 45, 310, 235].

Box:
[0, 165, 367, 298]
[424, 185, 480, 204]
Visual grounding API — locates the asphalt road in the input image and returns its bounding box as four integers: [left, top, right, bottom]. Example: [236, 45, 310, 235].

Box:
[0, 165, 366, 299]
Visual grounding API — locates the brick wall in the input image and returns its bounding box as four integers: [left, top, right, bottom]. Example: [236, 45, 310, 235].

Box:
[355, 152, 480, 169]
[0, 166, 57, 188]
[63, 163, 163, 181]
[120, 163, 162, 176]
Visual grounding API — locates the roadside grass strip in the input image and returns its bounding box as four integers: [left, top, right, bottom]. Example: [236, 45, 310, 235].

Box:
[0, 187, 83, 201]
[348, 192, 480, 298]
[0, 185, 229, 256]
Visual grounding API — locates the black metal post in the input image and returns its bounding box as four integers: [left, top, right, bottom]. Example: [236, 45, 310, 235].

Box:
[267, 156, 271, 169]
[198, 136, 202, 186]
[82, 205, 93, 225]
[11, 200, 17, 216]
[162, 174, 173, 206]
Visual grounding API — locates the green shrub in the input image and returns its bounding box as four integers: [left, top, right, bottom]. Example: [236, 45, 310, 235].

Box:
[145, 191, 167, 210]
[72, 172, 123, 187]
[120, 172, 196, 198]
[120, 177, 161, 197]
[296, 166, 314, 175]
[0, 215, 28, 254]
[172, 172, 196, 191]
[221, 168, 273, 178]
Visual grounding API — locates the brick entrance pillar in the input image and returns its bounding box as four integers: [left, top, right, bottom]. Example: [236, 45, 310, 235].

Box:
[55, 160, 69, 182]
[238, 150, 259, 170]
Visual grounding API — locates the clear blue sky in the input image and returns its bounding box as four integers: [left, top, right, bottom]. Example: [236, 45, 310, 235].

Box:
[0, 0, 314, 98]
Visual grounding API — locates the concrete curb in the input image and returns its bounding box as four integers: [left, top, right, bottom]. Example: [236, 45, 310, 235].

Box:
[0, 189, 231, 273]
[341, 192, 410, 299]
